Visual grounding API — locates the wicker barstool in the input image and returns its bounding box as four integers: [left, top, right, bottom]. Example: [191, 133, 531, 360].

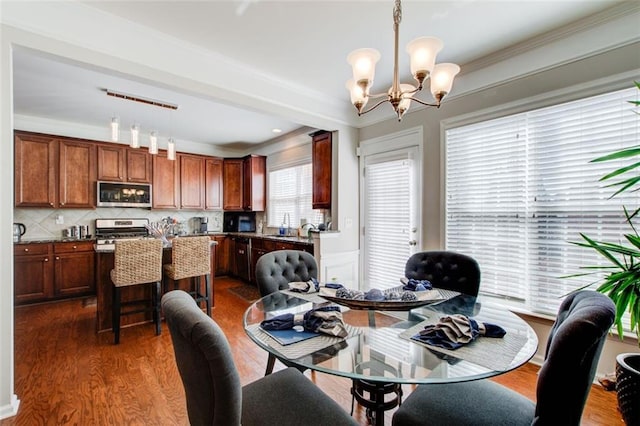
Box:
[110, 238, 163, 344]
[163, 236, 212, 316]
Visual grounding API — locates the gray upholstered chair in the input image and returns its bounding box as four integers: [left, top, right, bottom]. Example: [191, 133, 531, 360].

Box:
[404, 250, 481, 296]
[255, 249, 318, 375]
[392, 290, 615, 426]
[162, 290, 357, 426]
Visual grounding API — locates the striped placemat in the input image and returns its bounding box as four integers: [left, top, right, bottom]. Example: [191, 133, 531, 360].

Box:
[281, 289, 332, 304]
[247, 323, 360, 360]
[399, 319, 528, 371]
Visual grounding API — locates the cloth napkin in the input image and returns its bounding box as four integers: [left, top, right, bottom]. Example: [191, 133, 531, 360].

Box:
[402, 278, 433, 291]
[288, 279, 344, 294]
[412, 314, 506, 350]
[261, 306, 348, 338]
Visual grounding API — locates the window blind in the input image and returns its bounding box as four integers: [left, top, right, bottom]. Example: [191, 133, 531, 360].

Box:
[268, 163, 323, 228]
[446, 87, 639, 319]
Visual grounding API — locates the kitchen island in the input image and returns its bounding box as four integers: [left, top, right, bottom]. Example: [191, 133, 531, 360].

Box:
[94, 237, 217, 333]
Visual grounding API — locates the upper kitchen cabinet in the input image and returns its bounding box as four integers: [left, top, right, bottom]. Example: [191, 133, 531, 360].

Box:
[179, 153, 205, 210]
[14, 131, 96, 208]
[242, 154, 266, 211]
[153, 151, 180, 209]
[97, 144, 151, 183]
[223, 155, 265, 211]
[223, 158, 243, 210]
[14, 132, 57, 207]
[58, 139, 97, 208]
[312, 130, 332, 210]
[205, 157, 223, 210]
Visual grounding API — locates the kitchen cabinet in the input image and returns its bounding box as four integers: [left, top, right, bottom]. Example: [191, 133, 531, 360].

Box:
[312, 130, 332, 209]
[223, 159, 243, 210]
[14, 132, 57, 208]
[248, 236, 313, 284]
[211, 235, 228, 276]
[243, 154, 266, 211]
[205, 157, 223, 210]
[223, 155, 266, 211]
[14, 243, 54, 304]
[14, 131, 97, 208]
[14, 241, 95, 305]
[97, 144, 151, 183]
[58, 139, 97, 208]
[53, 241, 96, 297]
[179, 153, 205, 209]
[153, 151, 180, 209]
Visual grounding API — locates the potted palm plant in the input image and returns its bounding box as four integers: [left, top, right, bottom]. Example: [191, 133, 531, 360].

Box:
[570, 81, 639, 425]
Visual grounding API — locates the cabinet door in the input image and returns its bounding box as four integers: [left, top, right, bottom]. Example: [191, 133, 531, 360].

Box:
[126, 149, 152, 183]
[14, 132, 57, 207]
[312, 131, 332, 209]
[212, 235, 228, 276]
[250, 247, 269, 285]
[180, 154, 205, 209]
[54, 250, 96, 297]
[14, 244, 54, 304]
[153, 152, 180, 209]
[205, 157, 223, 210]
[243, 155, 266, 211]
[97, 144, 125, 182]
[58, 140, 97, 208]
[223, 159, 244, 210]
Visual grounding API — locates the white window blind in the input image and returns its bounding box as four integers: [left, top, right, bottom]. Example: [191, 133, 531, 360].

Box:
[446, 87, 639, 319]
[268, 163, 323, 228]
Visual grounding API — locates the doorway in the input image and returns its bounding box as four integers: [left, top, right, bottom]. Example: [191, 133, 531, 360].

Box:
[359, 127, 422, 290]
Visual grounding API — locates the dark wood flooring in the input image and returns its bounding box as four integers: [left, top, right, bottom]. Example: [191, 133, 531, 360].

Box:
[2, 277, 622, 425]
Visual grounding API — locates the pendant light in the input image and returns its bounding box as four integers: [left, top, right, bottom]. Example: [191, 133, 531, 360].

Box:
[110, 117, 119, 142]
[130, 124, 140, 148]
[167, 137, 176, 161]
[149, 131, 158, 155]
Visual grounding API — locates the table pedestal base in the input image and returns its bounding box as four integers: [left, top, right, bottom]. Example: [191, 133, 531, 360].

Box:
[351, 379, 403, 426]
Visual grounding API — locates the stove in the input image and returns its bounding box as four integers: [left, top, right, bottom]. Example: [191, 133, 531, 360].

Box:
[95, 218, 150, 250]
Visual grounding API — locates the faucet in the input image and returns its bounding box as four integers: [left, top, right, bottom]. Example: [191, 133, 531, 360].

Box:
[301, 223, 317, 238]
[282, 213, 291, 236]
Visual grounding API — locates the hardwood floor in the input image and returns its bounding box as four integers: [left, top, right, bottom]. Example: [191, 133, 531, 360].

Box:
[2, 276, 622, 425]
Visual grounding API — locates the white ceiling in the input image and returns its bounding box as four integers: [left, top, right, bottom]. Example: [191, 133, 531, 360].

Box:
[9, 0, 629, 150]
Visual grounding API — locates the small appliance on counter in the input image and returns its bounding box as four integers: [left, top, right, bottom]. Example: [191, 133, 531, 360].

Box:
[13, 223, 26, 242]
[223, 212, 256, 232]
[194, 216, 209, 233]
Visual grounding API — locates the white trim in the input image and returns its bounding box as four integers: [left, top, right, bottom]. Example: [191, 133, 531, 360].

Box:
[359, 126, 423, 157]
[0, 395, 20, 420]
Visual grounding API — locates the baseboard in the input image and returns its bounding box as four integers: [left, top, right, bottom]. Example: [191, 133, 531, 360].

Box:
[0, 394, 20, 420]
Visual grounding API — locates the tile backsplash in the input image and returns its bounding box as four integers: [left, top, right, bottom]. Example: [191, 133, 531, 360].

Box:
[14, 208, 223, 240]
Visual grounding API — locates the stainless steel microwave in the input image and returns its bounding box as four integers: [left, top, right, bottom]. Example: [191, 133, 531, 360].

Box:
[97, 181, 152, 208]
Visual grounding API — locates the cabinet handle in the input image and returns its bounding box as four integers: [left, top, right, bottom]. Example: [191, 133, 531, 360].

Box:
[73, 245, 77, 249]
[24, 248, 29, 252]
[55, 256, 60, 260]
[60, 202, 65, 206]
[49, 202, 54, 206]
[44, 258, 49, 262]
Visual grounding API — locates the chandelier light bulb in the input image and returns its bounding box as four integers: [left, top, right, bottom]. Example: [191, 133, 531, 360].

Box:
[167, 137, 176, 161]
[149, 131, 158, 155]
[130, 124, 140, 148]
[347, 48, 380, 88]
[430, 63, 461, 101]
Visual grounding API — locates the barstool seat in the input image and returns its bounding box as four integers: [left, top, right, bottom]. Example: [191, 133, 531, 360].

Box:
[110, 238, 163, 344]
[163, 236, 212, 315]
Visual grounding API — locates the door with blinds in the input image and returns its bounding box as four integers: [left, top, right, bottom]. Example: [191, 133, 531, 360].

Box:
[360, 139, 421, 291]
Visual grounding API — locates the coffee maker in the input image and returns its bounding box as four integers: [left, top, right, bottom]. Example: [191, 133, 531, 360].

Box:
[195, 217, 208, 233]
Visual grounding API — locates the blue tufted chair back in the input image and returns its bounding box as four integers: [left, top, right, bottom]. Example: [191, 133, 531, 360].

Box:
[255, 250, 318, 297]
[404, 251, 481, 296]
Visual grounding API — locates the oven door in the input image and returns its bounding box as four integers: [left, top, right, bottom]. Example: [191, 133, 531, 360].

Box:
[97, 181, 152, 208]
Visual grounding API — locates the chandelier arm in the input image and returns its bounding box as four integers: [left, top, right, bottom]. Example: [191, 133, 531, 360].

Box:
[365, 91, 391, 100]
[407, 96, 441, 108]
[358, 98, 391, 115]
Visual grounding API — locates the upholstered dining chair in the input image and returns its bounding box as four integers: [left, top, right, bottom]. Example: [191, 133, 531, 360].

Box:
[162, 290, 357, 426]
[404, 250, 481, 296]
[391, 290, 615, 426]
[254, 249, 318, 375]
[110, 238, 163, 344]
[163, 236, 212, 316]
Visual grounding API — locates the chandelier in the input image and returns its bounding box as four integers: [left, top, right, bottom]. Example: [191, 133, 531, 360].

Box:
[346, 0, 460, 121]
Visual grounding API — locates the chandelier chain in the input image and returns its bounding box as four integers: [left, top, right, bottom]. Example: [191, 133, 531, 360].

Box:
[394, 0, 402, 25]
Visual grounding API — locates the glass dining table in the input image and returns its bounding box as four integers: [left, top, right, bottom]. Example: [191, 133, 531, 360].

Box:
[243, 288, 539, 425]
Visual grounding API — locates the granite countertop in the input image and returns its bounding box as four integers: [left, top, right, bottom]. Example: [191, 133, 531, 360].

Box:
[14, 237, 96, 245]
[226, 232, 314, 245]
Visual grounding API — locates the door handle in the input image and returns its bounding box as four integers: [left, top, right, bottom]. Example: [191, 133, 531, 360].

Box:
[408, 240, 417, 246]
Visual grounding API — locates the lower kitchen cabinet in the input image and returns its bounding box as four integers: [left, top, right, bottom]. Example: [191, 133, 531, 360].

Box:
[211, 235, 229, 276]
[14, 241, 96, 305]
[248, 237, 313, 285]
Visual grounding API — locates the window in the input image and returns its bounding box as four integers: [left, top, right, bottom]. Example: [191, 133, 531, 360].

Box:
[268, 163, 323, 228]
[445, 87, 639, 321]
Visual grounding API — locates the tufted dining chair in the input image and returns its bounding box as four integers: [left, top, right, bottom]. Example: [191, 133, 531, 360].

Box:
[404, 250, 481, 296]
[391, 290, 615, 426]
[255, 249, 318, 375]
[162, 290, 357, 426]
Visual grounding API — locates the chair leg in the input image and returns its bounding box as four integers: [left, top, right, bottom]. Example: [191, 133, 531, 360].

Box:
[153, 281, 161, 336]
[265, 353, 277, 375]
[205, 274, 211, 316]
[113, 286, 121, 344]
